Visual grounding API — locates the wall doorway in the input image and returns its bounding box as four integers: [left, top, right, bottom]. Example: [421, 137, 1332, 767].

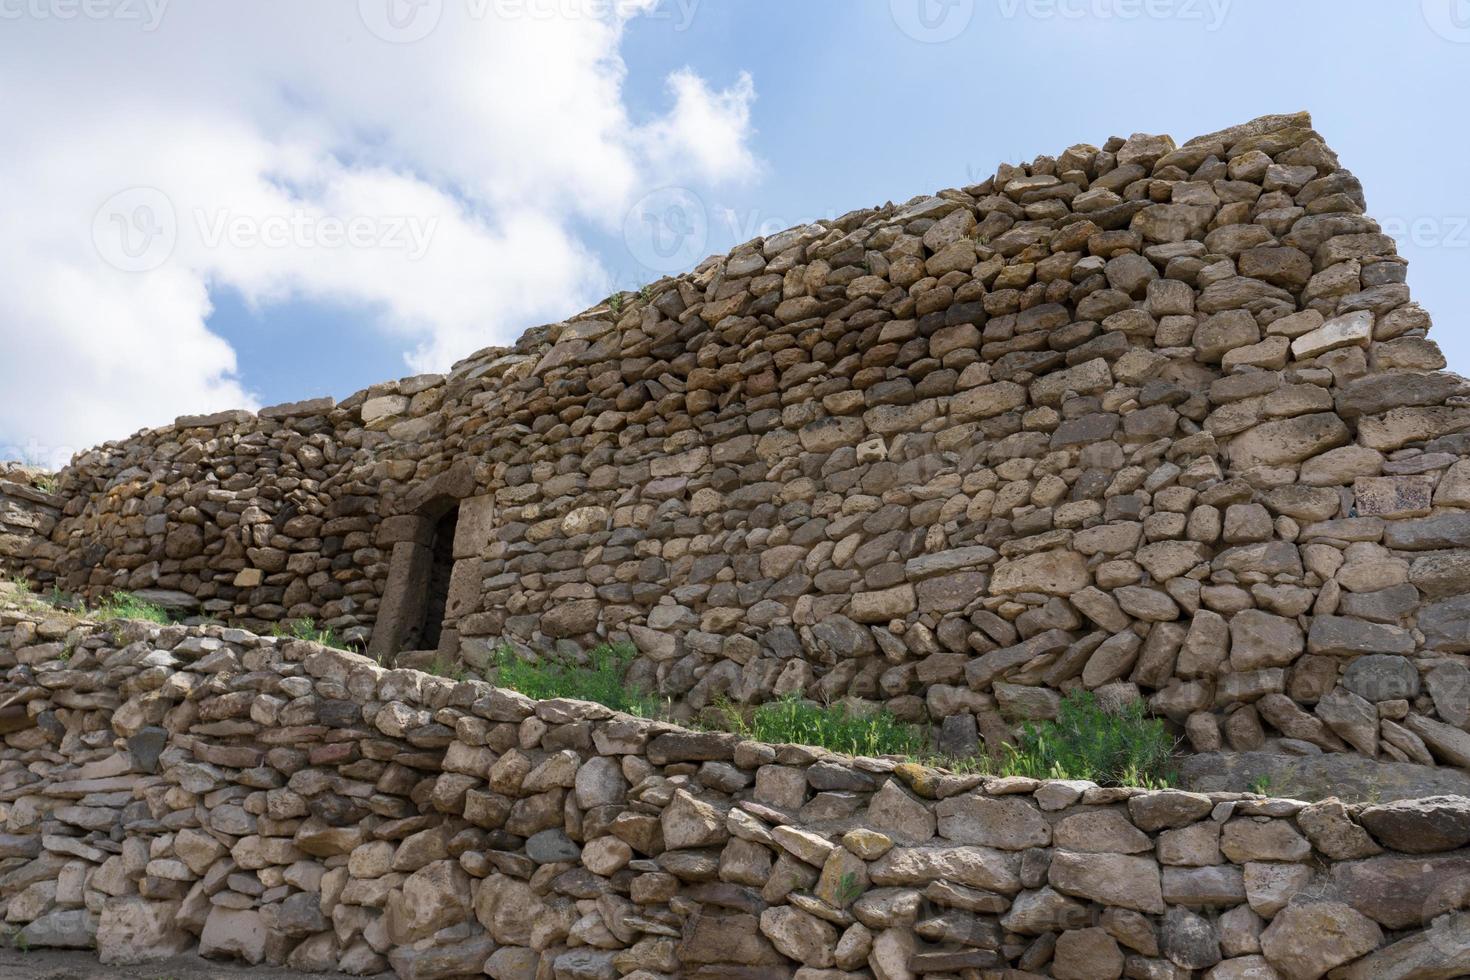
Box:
[417, 505, 459, 651]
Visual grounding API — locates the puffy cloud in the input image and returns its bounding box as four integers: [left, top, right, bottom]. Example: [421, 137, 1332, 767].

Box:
[0, 0, 758, 465]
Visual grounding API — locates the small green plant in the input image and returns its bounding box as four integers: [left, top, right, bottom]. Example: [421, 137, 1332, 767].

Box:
[90, 591, 171, 625]
[716, 695, 929, 759]
[1249, 774, 1276, 797]
[2, 573, 32, 596]
[425, 654, 471, 682]
[607, 292, 625, 315]
[273, 617, 354, 651]
[640, 284, 654, 302]
[1001, 690, 1178, 788]
[836, 870, 864, 905]
[493, 643, 659, 717]
[32, 475, 59, 495]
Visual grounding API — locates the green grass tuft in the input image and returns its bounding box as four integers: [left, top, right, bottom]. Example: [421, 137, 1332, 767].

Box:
[91, 591, 171, 625]
[425, 654, 471, 682]
[716, 695, 929, 759]
[1, 574, 32, 597]
[1001, 690, 1178, 788]
[273, 617, 354, 651]
[493, 642, 659, 717]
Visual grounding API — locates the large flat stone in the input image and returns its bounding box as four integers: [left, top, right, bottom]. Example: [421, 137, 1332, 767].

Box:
[1384, 513, 1470, 550]
[1228, 413, 1350, 469]
[1323, 850, 1470, 929]
[1048, 850, 1164, 914]
[1180, 751, 1470, 802]
[989, 551, 1089, 597]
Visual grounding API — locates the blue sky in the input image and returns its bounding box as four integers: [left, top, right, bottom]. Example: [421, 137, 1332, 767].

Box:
[3, 1, 1468, 460]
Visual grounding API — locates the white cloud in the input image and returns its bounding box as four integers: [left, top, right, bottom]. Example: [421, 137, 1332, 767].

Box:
[0, 0, 758, 466]
[643, 69, 761, 183]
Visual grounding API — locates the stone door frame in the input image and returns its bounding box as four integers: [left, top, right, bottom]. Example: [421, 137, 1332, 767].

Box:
[368, 463, 494, 663]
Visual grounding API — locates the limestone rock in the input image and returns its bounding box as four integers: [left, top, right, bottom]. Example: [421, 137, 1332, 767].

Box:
[1359, 796, 1470, 854]
[1048, 850, 1164, 914]
[1259, 902, 1382, 979]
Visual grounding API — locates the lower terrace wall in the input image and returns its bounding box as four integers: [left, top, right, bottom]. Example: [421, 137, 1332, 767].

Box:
[4, 595, 1470, 979]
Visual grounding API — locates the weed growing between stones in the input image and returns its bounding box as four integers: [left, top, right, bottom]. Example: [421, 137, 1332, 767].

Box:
[493, 642, 663, 717]
[273, 617, 356, 652]
[713, 695, 930, 759]
[485, 639, 1180, 785]
[0, 574, 31, 600]
[424, 654, 471, 682]
[89, 591, 171, 625]
[1002, 690, 1179, 788]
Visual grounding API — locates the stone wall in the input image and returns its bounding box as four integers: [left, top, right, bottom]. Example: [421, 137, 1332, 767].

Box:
[17, 110, 1470, 772]
[0, 464, 62, 581]
[6, 595, 1470, 979]
[18, 398, 396, 645]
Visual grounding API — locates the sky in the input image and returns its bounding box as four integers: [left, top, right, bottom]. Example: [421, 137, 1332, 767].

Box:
[1, 0, 1468, 468]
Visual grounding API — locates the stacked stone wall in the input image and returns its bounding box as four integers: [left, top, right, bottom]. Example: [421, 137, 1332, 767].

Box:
[20, 398, 396, 645]
[0, 464, 61, 581]
[7, 598, 1470, 979]
[15, 110, 1470, 774]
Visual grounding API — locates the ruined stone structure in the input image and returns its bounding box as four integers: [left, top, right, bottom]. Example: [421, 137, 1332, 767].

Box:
[6, 594, 1470, 979]
[6, 111, 1469, 785]
[0, 464, 61, 581]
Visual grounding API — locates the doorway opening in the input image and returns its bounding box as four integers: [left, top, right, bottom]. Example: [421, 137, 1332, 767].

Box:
[417, 504, 459, 652]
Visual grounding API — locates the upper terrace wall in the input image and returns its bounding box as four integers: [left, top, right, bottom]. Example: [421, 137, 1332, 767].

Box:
[11, 398, 394, 645]
[14, 111, 1470, 773]
[0, 464, 61, 578]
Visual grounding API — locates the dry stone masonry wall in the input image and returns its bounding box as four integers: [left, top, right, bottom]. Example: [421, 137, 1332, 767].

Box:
[9, 109, 1470, 785]
[0, 465, 61, 580]
[8, 597, 1470, 980]
[8, 396, 395, 644]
